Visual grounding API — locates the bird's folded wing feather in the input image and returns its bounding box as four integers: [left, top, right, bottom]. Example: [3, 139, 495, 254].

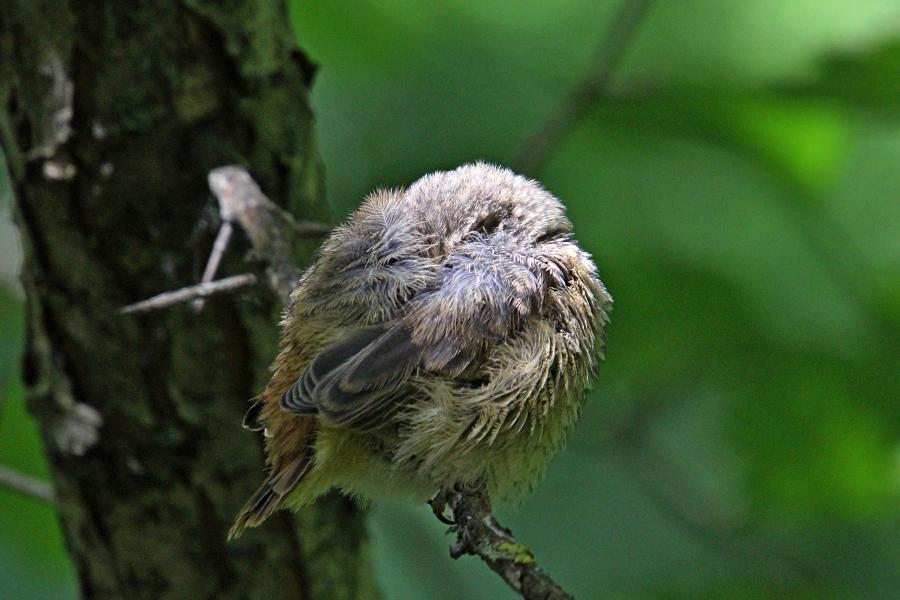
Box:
[280, 325, 420, 430]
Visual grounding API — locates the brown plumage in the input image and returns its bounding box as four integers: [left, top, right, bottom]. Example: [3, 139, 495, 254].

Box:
[229, 162, 612, 539]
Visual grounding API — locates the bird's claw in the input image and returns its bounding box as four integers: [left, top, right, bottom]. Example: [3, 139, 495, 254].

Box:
[428, 491, 456, 525]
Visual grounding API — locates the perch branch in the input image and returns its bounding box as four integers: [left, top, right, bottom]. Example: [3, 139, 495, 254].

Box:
[514, 0, 656, 173]
[445, 485, 573, 600]
[0, 464, 55, 504]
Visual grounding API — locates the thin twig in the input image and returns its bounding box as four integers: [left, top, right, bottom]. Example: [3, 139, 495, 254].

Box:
[193, 221, 234, 312]
[0, 464, 55, 504]
[120, 273, 258, 314]
[446, 486, 573, 600]
[514, 0, 656, 174]
[291, 220, 333, 237]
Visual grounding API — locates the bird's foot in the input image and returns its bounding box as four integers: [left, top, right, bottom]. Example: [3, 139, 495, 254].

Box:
[428, 488, 456, 525]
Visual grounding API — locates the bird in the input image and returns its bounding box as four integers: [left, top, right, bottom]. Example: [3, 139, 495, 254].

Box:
[228, 162, 612, 539]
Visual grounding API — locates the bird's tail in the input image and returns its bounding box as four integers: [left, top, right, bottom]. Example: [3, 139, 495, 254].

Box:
[228, 451, 313, 540]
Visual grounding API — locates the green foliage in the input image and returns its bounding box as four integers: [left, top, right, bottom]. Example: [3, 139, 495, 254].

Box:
[3, 1, 900, 598]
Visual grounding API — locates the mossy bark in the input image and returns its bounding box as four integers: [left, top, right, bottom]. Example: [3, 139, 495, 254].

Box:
[0, 1, 379, 598]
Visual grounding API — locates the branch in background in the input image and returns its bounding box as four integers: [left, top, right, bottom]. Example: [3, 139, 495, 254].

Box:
[120, 273, 258, 314]
[514, 0, 657, 174]
[0, 464, 54, 504]
[445, 486, 574, 600]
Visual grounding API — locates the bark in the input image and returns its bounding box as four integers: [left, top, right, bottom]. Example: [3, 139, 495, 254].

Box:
[0, 1, 379, 599]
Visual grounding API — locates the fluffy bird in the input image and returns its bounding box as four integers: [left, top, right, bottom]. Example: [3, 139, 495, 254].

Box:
[229, 162, 612, 539]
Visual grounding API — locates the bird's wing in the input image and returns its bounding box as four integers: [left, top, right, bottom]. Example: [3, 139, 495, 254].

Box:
[280, 324, 421, 430]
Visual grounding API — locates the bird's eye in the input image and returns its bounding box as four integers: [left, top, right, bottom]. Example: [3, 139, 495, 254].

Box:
[473, 213, 503, 235]
[536, 225, 569, 243]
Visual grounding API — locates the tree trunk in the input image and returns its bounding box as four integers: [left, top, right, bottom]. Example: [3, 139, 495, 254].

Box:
[0, 1, 379, 598]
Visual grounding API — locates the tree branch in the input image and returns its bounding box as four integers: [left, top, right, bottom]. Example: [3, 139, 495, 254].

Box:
[514, 0, 656, 174]
[446, 486, 573, 600]
[0, 464, 55, 504]
[123, 165, 329, 314]
[207, 165, 326, 302]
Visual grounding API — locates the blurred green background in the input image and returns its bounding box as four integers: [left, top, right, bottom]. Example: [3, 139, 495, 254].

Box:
[2, 1, 900, 598]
